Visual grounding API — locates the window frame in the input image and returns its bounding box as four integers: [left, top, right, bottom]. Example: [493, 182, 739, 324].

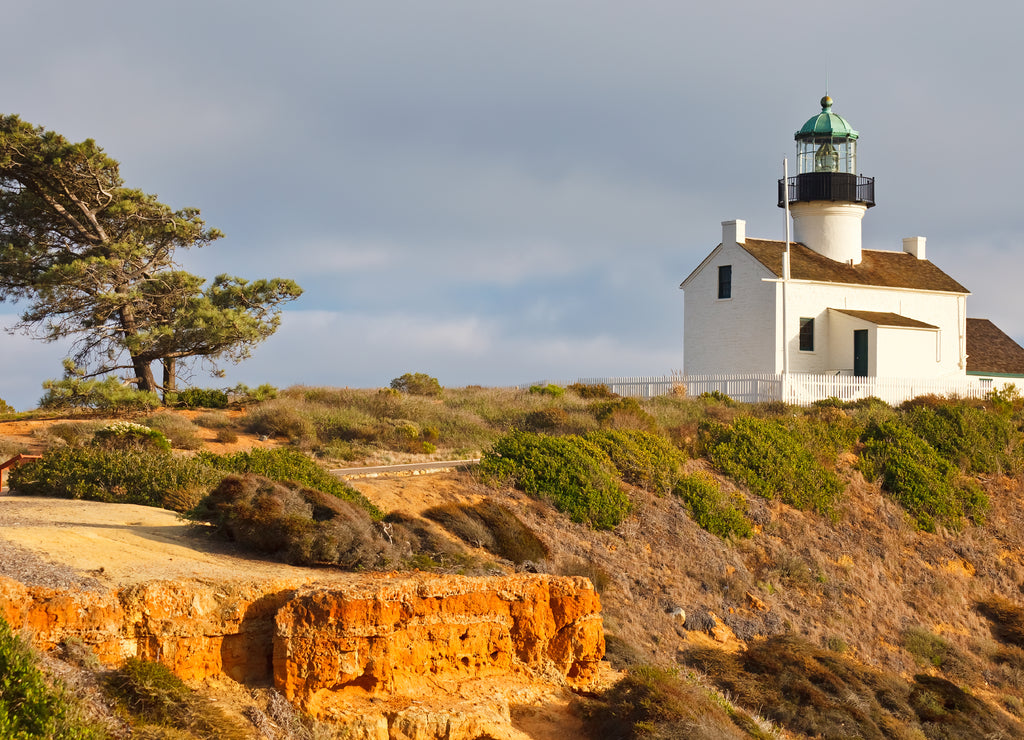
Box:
[799, 317, 815, 352]
[717, 265, 732, 300]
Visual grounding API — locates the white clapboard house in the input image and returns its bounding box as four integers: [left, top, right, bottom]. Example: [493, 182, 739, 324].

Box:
[680, 96, 1024, 403]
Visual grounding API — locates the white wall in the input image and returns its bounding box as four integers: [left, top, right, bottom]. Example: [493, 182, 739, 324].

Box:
[683, 242, 778, 375]
[784, 281, 965, 378]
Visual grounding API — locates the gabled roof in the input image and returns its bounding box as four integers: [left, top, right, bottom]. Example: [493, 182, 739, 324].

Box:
[966, 318, 1024, 375]
[830, 309, 937, 329]
[739, 239, 970, 294]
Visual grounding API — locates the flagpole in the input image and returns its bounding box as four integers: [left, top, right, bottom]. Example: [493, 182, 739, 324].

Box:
[782, 158, 791, 403]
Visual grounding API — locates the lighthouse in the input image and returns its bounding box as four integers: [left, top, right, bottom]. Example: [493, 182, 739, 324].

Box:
[778, 96, 875, 264]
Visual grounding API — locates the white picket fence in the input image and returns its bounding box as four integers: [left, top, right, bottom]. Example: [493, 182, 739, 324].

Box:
[521, 373, 1001, 406]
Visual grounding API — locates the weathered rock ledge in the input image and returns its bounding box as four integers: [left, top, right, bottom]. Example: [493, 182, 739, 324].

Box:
[0, 572, 604, 735]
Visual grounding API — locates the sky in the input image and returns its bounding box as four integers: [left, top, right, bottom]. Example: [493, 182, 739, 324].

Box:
[2, 1, 1023, 411]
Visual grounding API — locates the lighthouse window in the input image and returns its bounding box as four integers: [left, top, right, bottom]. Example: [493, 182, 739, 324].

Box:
[718, 265, 732, 299]
[799, 317, 815, 351]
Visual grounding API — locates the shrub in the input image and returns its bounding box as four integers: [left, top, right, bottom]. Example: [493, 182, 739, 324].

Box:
[673, 471, 752, 539]
[0, 615, 104, 739]
[106, 657, 251, 739]
[977, 596, 1024, 648]
[584, 429, 685, 495]
[10, 447, 220, 511]
[93, 422, 171, 453]
[702, 417, 844, 516]
[230, 382, 278, 403]
[196, 474, 394, 567]
[860, 419, 988, 532]
[242, 399, 315, 443]
[480, 430, 630, 529]
[583, 664, 760, 740]
[903, 400, 1022, 475]
[591, 397, 658, 431]
[699, 390, 737, 406]
[40, 368, 161, 412]
[0, 397, 13, 415]
[390, 372, 442, 397]
[144, 412, 204, 450]
[215, 428, 240, 444]
[529, 384, 565, 398]
[567, 382, 618, 400]
[194, 411, 233, 429]
[424, 500, 548, 563]
[175, 387, 229, 409]
[198, 447, 380, 518]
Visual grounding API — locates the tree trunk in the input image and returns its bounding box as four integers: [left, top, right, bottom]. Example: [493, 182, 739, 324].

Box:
[133, 355, 157, 393]
[162, 358, 177, 403]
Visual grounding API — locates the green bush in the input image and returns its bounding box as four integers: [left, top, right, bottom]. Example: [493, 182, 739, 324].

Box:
[0, 397, 13, 414]
[196, 474, 394, 567]
[175, 387, 229, 409]
[40, 367, 161, 412]
[860, 419, 988, 532]
[673, 471, 752, 539]
[584, 429, 685, 495]
[230, 382, 278, 403]
[480, 430, 630, 529]
[567, 382, 617, 400]
[591, 397, 658, 431]
[10, 447, 220, 512]
[106, 657, 251, 739]
[702, 416, 844, 516]
[93, 421, 171, 452]
[198, 447, 381, 518]
[903, 400, 1022, 475]
[699, 390, 737, 406]
[0, 615, 104, 739]
[529, 383, 565, 398]
[145, 413, 204, 450]
[390, 372, 443, 397]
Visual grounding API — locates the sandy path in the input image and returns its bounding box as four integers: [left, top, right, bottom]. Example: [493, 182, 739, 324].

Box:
[0, 495, 348, 589]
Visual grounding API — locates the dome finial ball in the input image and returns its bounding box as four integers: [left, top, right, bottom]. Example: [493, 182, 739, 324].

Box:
[821, 95, 833, 110]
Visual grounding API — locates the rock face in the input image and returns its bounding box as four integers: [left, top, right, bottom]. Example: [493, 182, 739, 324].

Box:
[275, 574, 605, 720]
[0, 572, 604, 731]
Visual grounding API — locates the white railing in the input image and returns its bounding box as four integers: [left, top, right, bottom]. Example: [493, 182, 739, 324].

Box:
[521, 373, 1001, 406]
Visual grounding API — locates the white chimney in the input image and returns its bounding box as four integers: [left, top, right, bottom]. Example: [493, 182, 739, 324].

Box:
[722, 219, 746, 246]
[903, 236, 926, 260]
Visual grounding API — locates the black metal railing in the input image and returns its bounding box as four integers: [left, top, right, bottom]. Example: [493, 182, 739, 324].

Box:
[777, 173, 875, 208]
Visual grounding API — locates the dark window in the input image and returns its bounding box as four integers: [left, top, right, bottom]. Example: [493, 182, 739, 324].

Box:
[718, 265, 732, 299]
[799, 317, 814, 351]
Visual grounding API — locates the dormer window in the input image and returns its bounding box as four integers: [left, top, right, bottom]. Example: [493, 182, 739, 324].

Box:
[718, 265, 732, 299]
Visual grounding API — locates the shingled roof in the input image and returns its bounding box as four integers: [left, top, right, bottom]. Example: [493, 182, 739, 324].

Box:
[830, 309, 938, 329]
[739, 239, 970, 294]
[966, 318, 1024, 375]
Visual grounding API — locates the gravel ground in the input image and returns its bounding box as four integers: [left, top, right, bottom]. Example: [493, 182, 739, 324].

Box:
[0, 537, 106, 592]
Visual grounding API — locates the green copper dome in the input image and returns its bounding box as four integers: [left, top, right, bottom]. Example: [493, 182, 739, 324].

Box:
[796, 96, 859, 141]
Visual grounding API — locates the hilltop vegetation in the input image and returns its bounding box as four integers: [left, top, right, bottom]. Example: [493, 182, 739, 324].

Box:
[6, 379, 1024, 737]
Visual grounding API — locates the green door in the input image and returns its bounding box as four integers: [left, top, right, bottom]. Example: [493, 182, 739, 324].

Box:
[853, 330, 869, 377]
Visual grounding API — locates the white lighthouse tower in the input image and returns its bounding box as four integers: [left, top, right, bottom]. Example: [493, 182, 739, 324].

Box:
[779, 96, 875, 264]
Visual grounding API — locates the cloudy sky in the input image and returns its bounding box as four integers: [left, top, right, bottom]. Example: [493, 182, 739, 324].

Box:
[1, 1, 1022, 410]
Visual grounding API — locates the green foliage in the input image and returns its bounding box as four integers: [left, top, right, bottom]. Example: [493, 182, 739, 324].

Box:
[591, 396, 658, 431]
[860, 419, 988, 532]
[10, 446, 220, 511]
[0, 615, 104, 739]
[480, 430, 630, 529]
[567, 382, 617, 400]
[529, 383, 565, 398]
[702, 416, 844, 516]
[673, 471, 752, 539]
[699, 390, 737, 406]
[40, 363, 161, 412]
[198, 447, 381, 519]
[423, 500, 548, 563]
[94, 421, 171, 452]
[902, 399, 1022, 475]
[106, 657, 251, 739]
[390, 372, 442, 397]
[988, 383, 1020, 415]
[686, 634, 1022, 740]
[902, 626, 963, 670]
[175, 387, 229, 409]
[583, 429, 685, 495]
[195, 474, 394, 567]
[144, 413, 204, 450]
[230, 382, 278, 403]
[584, 664, 768, 740]
[0, 397, 13, 414]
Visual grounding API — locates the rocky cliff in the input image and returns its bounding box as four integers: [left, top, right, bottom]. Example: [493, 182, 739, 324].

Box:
[0, 572, 604, 736]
